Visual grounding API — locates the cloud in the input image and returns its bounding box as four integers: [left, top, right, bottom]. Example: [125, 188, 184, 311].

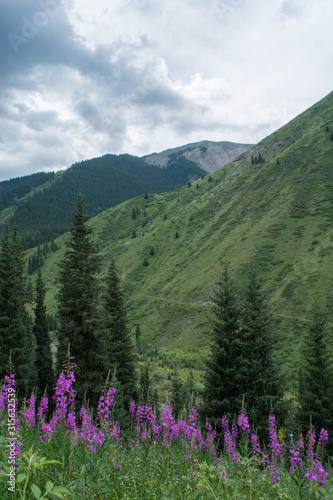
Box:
[0, 0, 332, 180]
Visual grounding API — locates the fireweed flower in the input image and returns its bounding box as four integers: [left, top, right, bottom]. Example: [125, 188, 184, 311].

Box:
[251, 433, 261, 455]
[289, 449, 303, 474]
[79, 405, 105, 452]
[306, 429, 316, 463]
[305, 459, 328, 486]
[22, 393, 37, 427]
[223, 426, 240, 463]
[238, 411, 250, 439]
[317, 428, 329, 457]
[0, 374, 15, 413]
[268, 413, 281, 483]
[97, 386, 116, 429]
[129, 400, 136, 416]
[204, 422, 217, 455]
[53, 371, 76, 420]
[37, 396, 48, 422]
[189, 408, 198, 428]
[221, 415, 228, 433]
[231, 422, 238, 442]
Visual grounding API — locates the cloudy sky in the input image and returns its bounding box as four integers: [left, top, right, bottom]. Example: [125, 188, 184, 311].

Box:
[0, 0, 332, 180]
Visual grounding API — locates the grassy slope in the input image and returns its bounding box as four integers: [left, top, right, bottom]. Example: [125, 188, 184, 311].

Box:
[37, 91, 333, 390]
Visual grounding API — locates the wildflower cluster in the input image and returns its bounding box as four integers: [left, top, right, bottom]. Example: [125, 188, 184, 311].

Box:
[0, 369, 331, 499]
[130, 402, 216, 455]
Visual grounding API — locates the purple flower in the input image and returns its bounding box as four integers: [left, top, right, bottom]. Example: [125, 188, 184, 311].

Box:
[97, 386, 116, 428]
[317, 428, 329, 457]
[22, 394, 36, 427]
[251, 433, 260, 455]
[306, 429, 316, 463]
[129, 400, 136, 416]
[238, 411, 250, 437]
[268, 413, 281, 483]
[0, 374, 15, 413]
[189, 408, 198, 428]
[37, 396, 48, 422]
[289, 449, 303, 474]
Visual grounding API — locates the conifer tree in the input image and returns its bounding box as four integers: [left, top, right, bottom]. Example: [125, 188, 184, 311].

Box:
[57, 194, 106, 406]
[33, 268, 54, 399]
[103, 259, 138, 409]
[200, 266, 241, 432]
[298, 311, 333, 435]
[0, 225, 36, 393]
[238, 269, 283, 437]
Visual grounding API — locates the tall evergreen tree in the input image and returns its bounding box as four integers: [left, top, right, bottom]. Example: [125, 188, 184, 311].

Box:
[57, 194, 106, 406]
[298, 310, 333, 435]
[238, 269, 283, 437]
[200, 266, 242, 432]
[33, 268, 54, 399]
[103, 259, 138, 409]
[0, 225, 36, 393]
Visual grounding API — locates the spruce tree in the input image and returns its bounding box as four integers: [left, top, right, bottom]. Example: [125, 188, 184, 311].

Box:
[33, 268, 54, 399]
[0, 225, 36, 393]
[298, 311, 333, 435]
[238, 269, 283, 437]
[200, 266, 242, 432]
[103, 259, 138, 409]
[57, 194, 106, 406]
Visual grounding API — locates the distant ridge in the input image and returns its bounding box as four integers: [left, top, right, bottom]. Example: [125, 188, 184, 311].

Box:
[143, 140, 253, 172]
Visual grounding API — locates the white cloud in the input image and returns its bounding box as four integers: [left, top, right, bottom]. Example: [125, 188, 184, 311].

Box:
[0, 0, 332, 180]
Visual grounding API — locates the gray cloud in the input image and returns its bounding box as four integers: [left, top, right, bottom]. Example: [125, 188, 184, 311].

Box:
[0, 0, 332, 180]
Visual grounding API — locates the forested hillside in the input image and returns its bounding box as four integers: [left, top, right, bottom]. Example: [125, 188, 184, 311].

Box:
[0, 153, 207, 249]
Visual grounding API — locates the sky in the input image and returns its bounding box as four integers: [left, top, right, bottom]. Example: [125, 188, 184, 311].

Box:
[0, 0, 332, 181]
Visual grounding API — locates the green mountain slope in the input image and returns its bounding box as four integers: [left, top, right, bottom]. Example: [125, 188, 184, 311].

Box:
[32, 90, 333, 389]
[0, 154, 207, 249]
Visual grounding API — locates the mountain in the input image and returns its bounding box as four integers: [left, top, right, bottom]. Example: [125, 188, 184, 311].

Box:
[27, 91, 333, 390]
[0, 143, 251, 249]
[143, 140, 253, 172]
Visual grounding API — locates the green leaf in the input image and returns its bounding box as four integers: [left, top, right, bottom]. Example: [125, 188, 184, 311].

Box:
[42, 460, 61, 465]
[52, 486, 73, 494]
[16, 473, 27, 483]
[45, 480, 54, 493]
[31, 484, 42, 499]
